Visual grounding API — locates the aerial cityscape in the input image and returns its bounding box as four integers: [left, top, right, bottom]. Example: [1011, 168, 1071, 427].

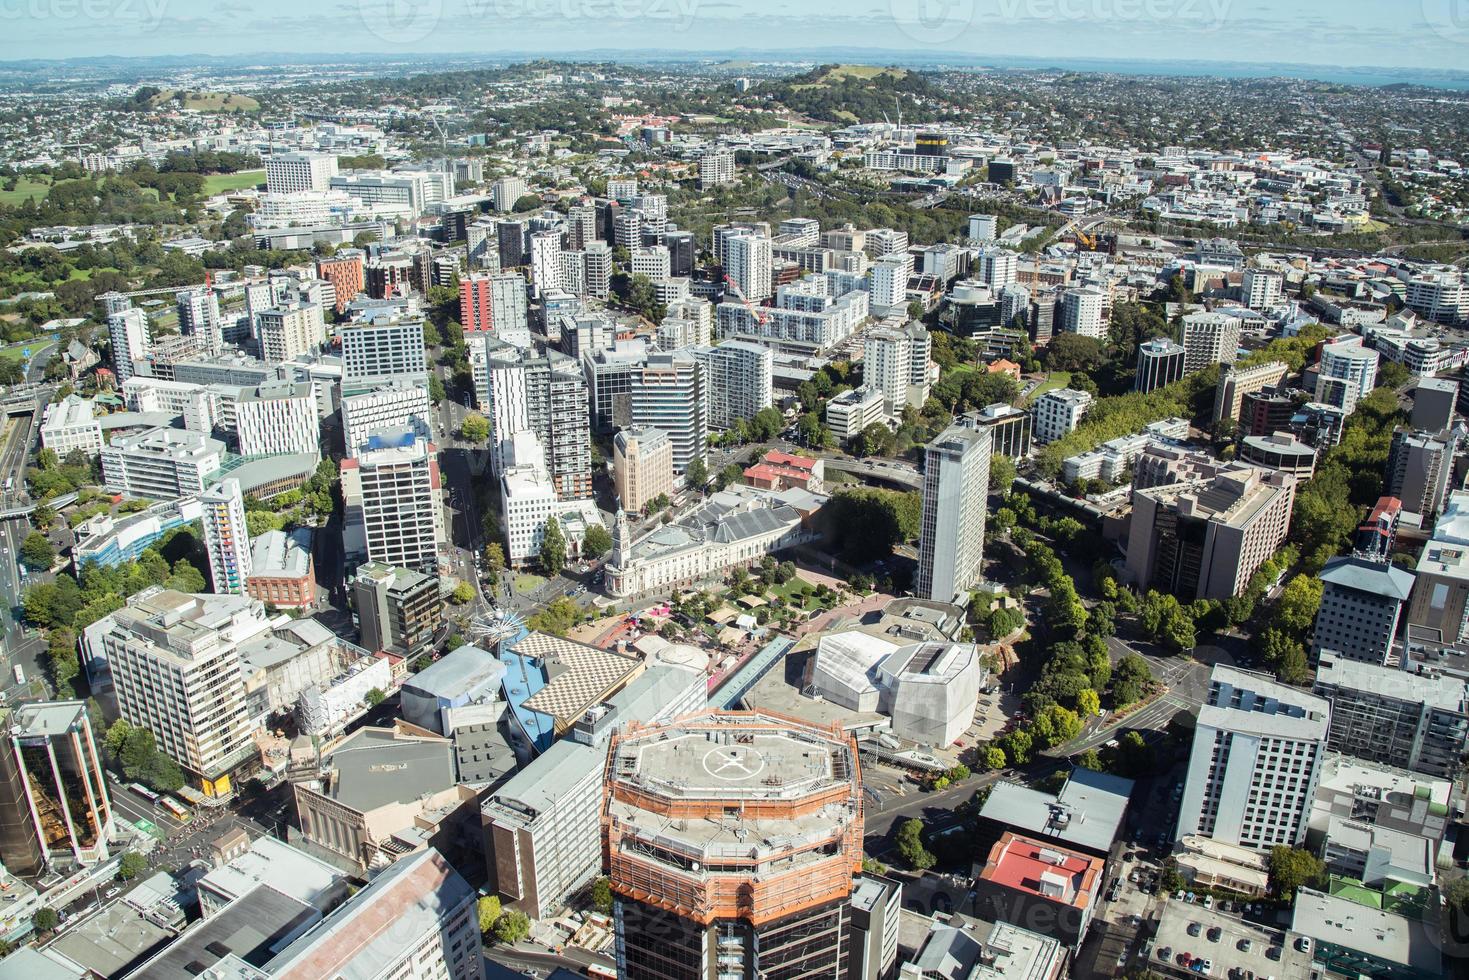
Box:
[0, 2, 1466, 979]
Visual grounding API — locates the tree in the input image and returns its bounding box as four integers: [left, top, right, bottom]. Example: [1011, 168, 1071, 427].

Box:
[492, 908, 531, 944]
[995, 728, 1033, 766]
[450, 582, 475, 605]
[989, 454, 1017, 494]
[527, 596, 580, 636]
[459, 413, 490, 443]
[483, 542, 506, 575]
[428, 374, 446, 404]
[117, 851, 148, 881]
[1044, 333, 1106, 372]
[1275, 575, 1323, 634]
[1031, 704, 1083, 748]
[1268, 846, 1325, 900]
[583, 523, 612, 558]
[1110, 653, 1153, 707]
[477, 895, 502, 934]
[32, 907, 58, 933]
[855, 422, 896, 458]
[20, 531, 54, 571]
[591, 876, 614, 914]
[895, 818, 936, 871]
[1076, 688, 1101, 717]
[539, 518, 567, 576]
[364, 688, 386, 707]
[983, 746, 1007, 771]
[684, 456, 708, 490]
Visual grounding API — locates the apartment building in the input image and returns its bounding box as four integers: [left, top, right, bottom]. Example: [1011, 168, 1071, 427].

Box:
[339, 430, 444, 576]
[863, 321, 932, 416]
[201, 479, 252, 595]
[1313, 656, 1469, 779]
[1212, 360, 1289, 424]
[1316, 341, 1380, 414]
[691, 340, 773, 431]
[1182, 311, 1243, 373]
[1311, 556, 1416, 665]
[340, 319, 428, 393]
[1135, 339, 1185, 394]
[613, 427, 675, 514]
[234, 381, 320, 459]
[1032, 388, 1092, 444]
[100, 426, 226, 498]
[339, 380, 432, 458]
[352, 562, 444, 662]
[257, 302, 326, 365]
[826, 385, 887, 443]
[916, 419, 992, 604]
[630, 351, 707, 476]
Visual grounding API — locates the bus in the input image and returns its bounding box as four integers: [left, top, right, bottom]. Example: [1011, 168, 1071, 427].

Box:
[128, 783, 160, 804]
[586, 965, 617, 980]
[11, 665, 22, 686]
[158, 797, 191, 822]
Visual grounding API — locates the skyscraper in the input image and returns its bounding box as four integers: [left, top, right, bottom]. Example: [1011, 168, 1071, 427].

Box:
[630, 351, 707, 476]
[1316, 341, 1380, 415]
[176, 287, 222, 355]
[529, 229, 564, 296]
[107, 308, 151, 382]
[4, 701, 114, 871]
[341, 319, 428, 393]
[339, 430, 445, 575]
[723, 231, 773, 302]
[603, 710, 863, 980]
[690, 340, 773, 431]
[201, 479, 252, 595]
[1134, 338, 1186, 394]
[916, 419, 992, 603]
[1182, 311, 1243, 373]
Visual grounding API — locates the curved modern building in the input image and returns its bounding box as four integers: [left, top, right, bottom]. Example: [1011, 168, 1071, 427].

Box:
[1240, 431, 1317, 481]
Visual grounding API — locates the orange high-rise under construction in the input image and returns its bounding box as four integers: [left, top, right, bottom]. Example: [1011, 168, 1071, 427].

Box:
[602, 710, 863, 980]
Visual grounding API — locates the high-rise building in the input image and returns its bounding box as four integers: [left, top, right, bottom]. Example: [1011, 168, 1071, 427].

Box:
[1316, 341, 1380, 415]
[630, 245, 671, 281]
[102, 589, 271, 796]
[1241, 269, 1283, 310]
[1212, 360, 1290, 425]
[724, 231, 773, 302]
[607, 176, 638, 202]
[1412, 377, 1458, 432]
[862, 321, 931, 416]
[1031, 388, 1092, 444]
[3, 701, 113, 872]
[176, 287, 222, 355]
[340, 380, 433, 457]
[100, 426, 226, 498]
[691, 340, 773, 431]
[351, 561, 444, 661]
[867, 254, 911, 313]
[697, 148, 736, 189]
[566, 203, 598, 250]
[1135, 338, 1186, 393]
[978, 248, 1018, 291]
[1182, 311, 1243, 373]
[266, 151, 339, 194]
[490, 175, 528, 212]
[258, 302, 325, 365]
[613, 427, 674, 514]
[603, 710, 863, 980]
[108, 307, 150, 382]
[341, 319, 428, 393]
[1177, 665, 1329, 850]
[315, 252, 364, 313]
[1311, 555, 1415, 665]
[866, 228, 909, 258]
[613, 210, 642, 250]
[234, 381, 320, 458]
[200, 479, 252, 595]
[1313, 656, 1468, 779]
[585, 240, 613, 300]
[529, 229, 564, 296]
[916, 419, 992, 603]
[968, 214, 999, 242]
[630, 351, 707, 476]
[1125, 467, 1296, 601]
[339, 430, 444, 575]
[497, 218, 528, 269]
[1060, 287, 1105, 339]
[1387, 427, 1456, 522]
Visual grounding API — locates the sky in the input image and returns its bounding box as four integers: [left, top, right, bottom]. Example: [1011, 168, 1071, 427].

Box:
[4, 0, 1469, 73]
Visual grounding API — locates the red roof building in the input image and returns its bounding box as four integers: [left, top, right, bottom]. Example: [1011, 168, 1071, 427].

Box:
[742, 450, 824, 492]
[972, 832, 1104, 950]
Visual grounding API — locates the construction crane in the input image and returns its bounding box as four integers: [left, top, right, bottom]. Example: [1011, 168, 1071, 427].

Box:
[1076, 229, 1097, 251]
[723, 272, 770, 326]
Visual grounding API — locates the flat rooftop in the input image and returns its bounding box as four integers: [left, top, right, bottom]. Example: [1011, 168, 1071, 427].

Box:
[1291, 886, 1441, 973]
[979, 833, 1102, 910]
[45, 902, 175, 979]
[1151, 899, 1310, 980]
[13, 700, 87, 737]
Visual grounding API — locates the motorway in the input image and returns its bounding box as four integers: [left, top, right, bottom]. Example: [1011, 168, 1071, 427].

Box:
[0, 409, 45, 697]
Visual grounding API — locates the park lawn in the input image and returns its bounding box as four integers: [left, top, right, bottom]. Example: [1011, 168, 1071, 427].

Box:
[203, 170, 266, 195]
[0, 176, 52, 206]
[514, 573, 546, 593]
[1023, 371, 1072, 405]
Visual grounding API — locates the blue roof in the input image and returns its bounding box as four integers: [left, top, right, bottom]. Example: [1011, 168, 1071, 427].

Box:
[497, 626, 556, 753]
[1320, 556, 1415, 601]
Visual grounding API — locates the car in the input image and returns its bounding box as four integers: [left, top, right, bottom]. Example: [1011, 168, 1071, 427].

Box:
[104, 888, 120, 899]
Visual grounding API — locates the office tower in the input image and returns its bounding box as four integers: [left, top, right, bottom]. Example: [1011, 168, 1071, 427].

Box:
[1311, 555, 1415, 665]
[1181, 311, 1243, 373]
[560, 250, 586, 296]
[1212, 360, 1289, 425]
[1316, 341, 1380, 414]
[108, 307, 150, 382]
[258, 302, 325, 364]
[697, 148, 736, 189]
[499, 434, 560, 565]
[968, 213, 999, 242]
[234, 381, 320, 458]
[866, 228, 909, 258]
[266, 151, 339, 194]
[1125, 467, 1296, 601]
[490, 175, 528, 212]
[978, 247, 1018, 291]
[3, 701, 113, 871]
[351, 562, 444, 661]
[1406, 271, 1468, 324]
[632, 193, 667, 239]
[316, 252, 364, 313]
[630, 351, 707, 476]
[691, 340, 773, 431]
[1386, 427, 1455, 521]
[630, 245, 671, 281]
[916, 419, 992, 603]
[612, 209, 642, 251]
[529, 229, 563, 296]
[1135, 338, 1186, 393]
[585, 240, 613, 299]
[566, 203, 598, 250]
[341, 380, 433, 457]
[724, 231, 773, 302]
[268, 849, 483, 980]
[200, 479, 252, 595]
[1313, 656, 1469, 779]
[0, 712, 42, 876]
[102, 589, 270, 796]
[867, 254, 911, 313]
[1060, 287, 1105, 339]
[340, 319, 427, 393]
[1031, 388, 1092, 444]
[862, 321, 931, 416]
[603, 711, 862, 980]
[663, 230, 695, 278]
[176, 287, 222, 355]
[101, 426, 226, 498]
[1177, 666, 1328, 850]
[1241, 268, 1283, 310]
[482, 342, 591, 496]
[497, 219, 527, 268]
[339, 431, 444, 575]
[826, 386, 887, 444]
[1412, 377, 1458, 431]
[613, 427, 674, 514]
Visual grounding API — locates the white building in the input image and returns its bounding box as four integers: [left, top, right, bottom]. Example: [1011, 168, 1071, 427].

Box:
[1032, 388, 1093, 444]
[916, 419, 992, 603]
[490, 175, 528, 212]
[1241, 269, 1283, 310]
[867, 253, 912, 314]
[528, 229, 563, 296]
[340, 380, 432, 457]
[1177, 665, 1329, 850]
[630, 244, 671, 281]
[1182, 311, 1243, 373]
[698, 148, 736, 189]
[826, 385, 887, 443]
[724, 231, 773, 302]
[584, 241, 612, 300]
[630, 351, 707, 476]
[978, 248, 1018, 291]
[691, 340, 773, 431]
[108, 307, 150, 382]
[1316, 340, 1380, 415]
[266, 152, 340, 195]
[234, 381, 320, 458]
[341, 319, 427, 392]
[968, 214, 999, 242]
[339, 430, 444, 575]
[1060, 287, 1105, 339]
[258, 303, 325, 365]
[176, 287, 222, 355]
[39, 394, 103, 456]
[200, 479, 252, 595]
[100, 427, 226, 499]
[863, 321, 932, 416]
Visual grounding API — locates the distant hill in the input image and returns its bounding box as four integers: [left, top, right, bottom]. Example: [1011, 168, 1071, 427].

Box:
[144, 88, 259, 113]
[766, 63, 947, 124]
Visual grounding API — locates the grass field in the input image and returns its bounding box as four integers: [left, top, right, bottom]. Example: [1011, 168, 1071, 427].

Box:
[793, 64, 909, 89]
[203, 170, 265, 195]
[0, 176, 52, 206]
[514, 573, 547, 594]
[1023, 371, 1073, 405]
[148, 90, 259, 113]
